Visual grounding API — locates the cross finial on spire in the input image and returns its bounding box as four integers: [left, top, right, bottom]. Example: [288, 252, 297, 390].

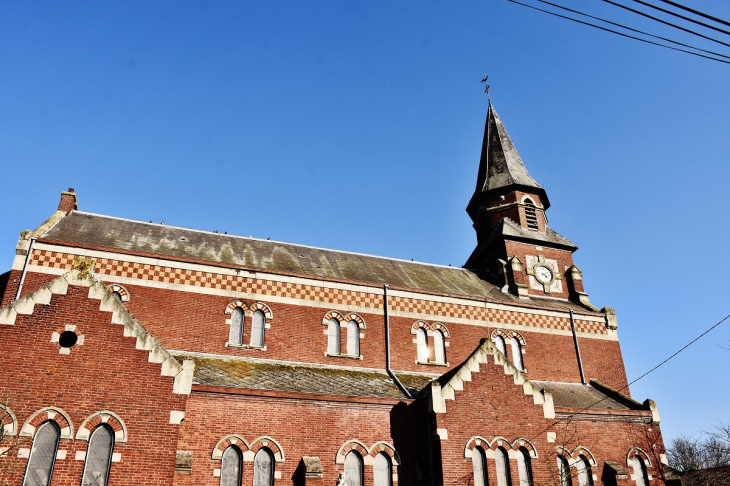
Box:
[481, 74, 491, 102]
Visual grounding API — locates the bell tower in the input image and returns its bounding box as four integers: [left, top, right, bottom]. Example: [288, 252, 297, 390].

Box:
[465, 103, 596, 309]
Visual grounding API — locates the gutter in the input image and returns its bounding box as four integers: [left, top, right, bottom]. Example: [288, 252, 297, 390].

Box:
[383, 284, 412, 399]
[570, 310, 586, 385]
[15, 237, 36, 301]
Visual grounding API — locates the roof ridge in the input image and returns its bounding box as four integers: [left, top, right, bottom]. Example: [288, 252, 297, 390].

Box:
[70, 211, 469, 272]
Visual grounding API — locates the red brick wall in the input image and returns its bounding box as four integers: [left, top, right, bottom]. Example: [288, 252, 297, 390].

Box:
[433, 358, 666, 486]
[0, 284, 188, 486]
[173, 392, 429, 486]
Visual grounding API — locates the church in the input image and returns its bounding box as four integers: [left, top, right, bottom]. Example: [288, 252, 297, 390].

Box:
[0, 103, 667, 486]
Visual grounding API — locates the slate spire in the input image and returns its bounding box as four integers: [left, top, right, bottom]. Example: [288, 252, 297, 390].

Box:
[467, 103, 549, 221]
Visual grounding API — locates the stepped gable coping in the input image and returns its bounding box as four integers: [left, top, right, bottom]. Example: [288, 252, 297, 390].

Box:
[0, 258, 194, 396]
[36, 211, 603, 317]
[430, 338, 555, 419]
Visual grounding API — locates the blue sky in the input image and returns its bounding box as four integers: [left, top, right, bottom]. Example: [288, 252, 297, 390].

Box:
[2, 1, 728, 441]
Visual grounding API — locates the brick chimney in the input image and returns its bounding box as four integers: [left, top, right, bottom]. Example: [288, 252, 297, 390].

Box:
[58, 188, 77, 214]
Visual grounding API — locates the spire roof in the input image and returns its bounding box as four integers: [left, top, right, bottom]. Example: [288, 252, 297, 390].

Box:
[468, 103, 549, 210]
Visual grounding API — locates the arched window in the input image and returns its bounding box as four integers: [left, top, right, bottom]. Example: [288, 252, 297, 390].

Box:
[494, 335, 506, 356]
[433, 330, 446, 364]
[472, 446, 488, 486]
[373, 452, 392, 486]
[22, 421, 60, 486]
[229, 307, 244, 346]
[253, 448, 274, 486]
[631, 456, 648, 486]
[524, 198, 538, 230]
[557, 455, 572, 486]
[516, 447, 532, 486]
[416, 328, 428, 362]
[250, 310, 265, 347]
[344, 451, 363, 486]
[511, 337, 524, 370]
[81, 425, 114, 486]
[328, 318, 341, 354]
[576, 455, 593, 486]
[111, 291, 122, 302]
[220, 446, 242, 486]
[347, 320, 360, 356]
[494, 446, 511, 486]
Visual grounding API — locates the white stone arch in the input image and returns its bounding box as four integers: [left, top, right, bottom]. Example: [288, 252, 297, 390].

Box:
[464, 436, 491, 458]
[410, 320, 430, 334]
[336, 440, 369, 464]
[368, 441, 401, 466]
[249, 302, 273, 320]
[76, 410, 128, 443]
[20, 407, 74, 439]
[520, 194, 543, 208]
[511, 437, 538, 458]
[626, 447, 652, 468]
[224, 300, 250, 315]
[432, 322, 451, 338]
[490, 329, 526, 346]
[107, 284, 130, 302]
[0, 404, 18, 437]
[572, 446, 597, 467]
[322, 310, 346, 326]
[249, 436, 285, 463]
[344, 313, 366, 329]
[212, 434, 250, 460]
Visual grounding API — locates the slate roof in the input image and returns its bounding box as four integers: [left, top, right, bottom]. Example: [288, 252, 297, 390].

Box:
[531, 380, 642, 411]
[171, 352, 436, 400]
[469, 103, 550, 211]
[40, 211, 595, 314]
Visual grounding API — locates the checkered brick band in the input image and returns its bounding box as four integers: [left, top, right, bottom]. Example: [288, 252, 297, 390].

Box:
[30, 250, 607, 335]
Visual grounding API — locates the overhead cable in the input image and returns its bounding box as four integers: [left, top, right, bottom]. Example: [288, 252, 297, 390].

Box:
[538, 0, 730, 60]
[600, 0, 730, 49]
[507, 0, 730, 65]
[629, 0, 730, 37]
[658, 0, 730, 28]
[525, 310, 730, 443]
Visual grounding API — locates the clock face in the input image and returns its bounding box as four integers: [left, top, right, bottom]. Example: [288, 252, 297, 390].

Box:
[535, 265, 553, 283]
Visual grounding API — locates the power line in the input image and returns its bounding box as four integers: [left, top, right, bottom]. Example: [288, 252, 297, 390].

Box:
[658, 0, 730, 28]
[527, 311, 730, 443]
[600, 0, 730, 49]
[537, 0, 730, 60]
[507, 0, 730, 65]
[629, 0, 730, 37]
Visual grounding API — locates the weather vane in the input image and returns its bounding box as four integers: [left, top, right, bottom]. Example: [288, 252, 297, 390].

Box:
[481, 74, 491, 102]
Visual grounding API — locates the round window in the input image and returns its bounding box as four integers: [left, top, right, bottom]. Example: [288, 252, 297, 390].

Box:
[59, 331, 78, 348]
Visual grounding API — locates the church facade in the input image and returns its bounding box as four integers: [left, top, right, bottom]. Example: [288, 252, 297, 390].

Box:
[0, 104, 667, 486]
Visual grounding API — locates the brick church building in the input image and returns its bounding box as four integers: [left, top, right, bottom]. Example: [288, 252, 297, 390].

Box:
[0, 103, 668, 486]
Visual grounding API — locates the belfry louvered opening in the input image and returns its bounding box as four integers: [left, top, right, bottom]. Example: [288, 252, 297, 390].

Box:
[524, 199, 539, 231]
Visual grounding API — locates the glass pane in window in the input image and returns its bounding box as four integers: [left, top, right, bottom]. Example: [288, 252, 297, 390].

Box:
[23, 422, 59, 486]
[230, 308, 243, 345]
[416, 328, 428, 362]
[472, 447, 487, 486]
[557, 456, 572, 486]
[328, 318, 341, 354]
[221, 446, 242, 486]
[373, 452, 392, 486]
[516, 448, 532, 486]
[253, 449, 274, 486]
[495, 336, 506, 355]
[81, 426, 114, 486]
[577, 456, 592, 486]
[511, 337, 524, 370]
[250, 310, 265, 347]
[494, 447, 511, 486]
[347, 321, 359, 356]
[344, 452, 362, 486]
[433, 330, 446, 364]
[632, 457, 647, 486]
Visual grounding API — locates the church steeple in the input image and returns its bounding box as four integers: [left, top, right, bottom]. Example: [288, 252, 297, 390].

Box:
[467, 103, 549, 224]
